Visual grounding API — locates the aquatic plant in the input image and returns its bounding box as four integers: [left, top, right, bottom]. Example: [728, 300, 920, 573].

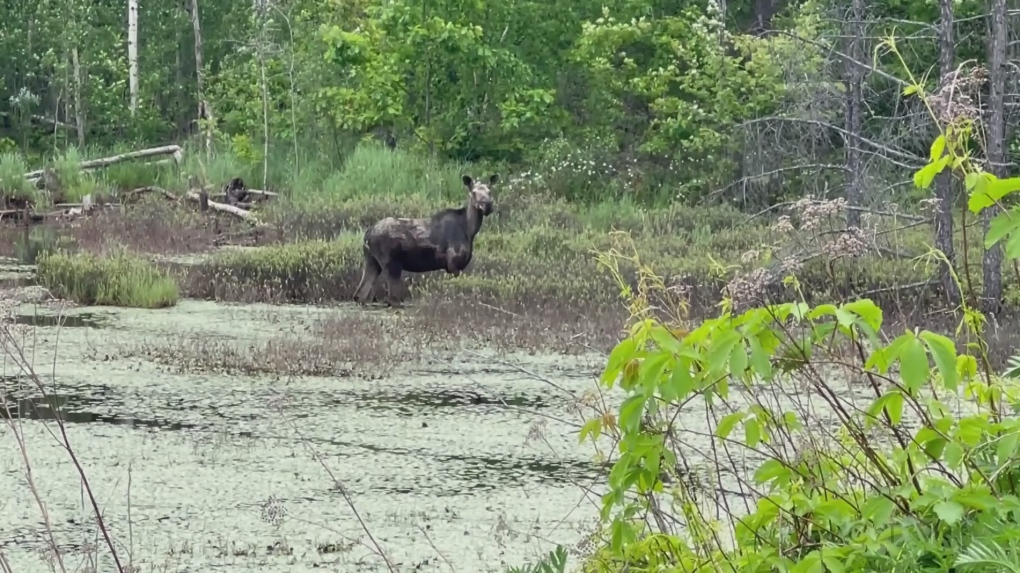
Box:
[37, 249, 179, 308]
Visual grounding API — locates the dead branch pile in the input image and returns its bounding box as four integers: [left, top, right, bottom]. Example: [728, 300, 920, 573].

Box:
[1, 145, 277, 227]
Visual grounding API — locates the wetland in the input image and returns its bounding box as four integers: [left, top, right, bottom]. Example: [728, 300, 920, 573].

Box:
[0, 142, 1015, 573]
[1, 299, 613, 572]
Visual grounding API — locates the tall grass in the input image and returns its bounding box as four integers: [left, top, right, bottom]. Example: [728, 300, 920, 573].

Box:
[37, 250, 180, 308]
[0, 152, 44, 205]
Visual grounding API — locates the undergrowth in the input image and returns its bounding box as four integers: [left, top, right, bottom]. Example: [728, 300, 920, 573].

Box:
[572, 43, 1020, 573]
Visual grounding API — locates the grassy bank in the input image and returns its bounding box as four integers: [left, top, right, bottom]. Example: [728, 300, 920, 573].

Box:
[4, 139, 1012, 326]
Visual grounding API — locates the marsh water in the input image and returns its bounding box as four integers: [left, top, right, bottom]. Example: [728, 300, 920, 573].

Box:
[0, 300, 614, 572]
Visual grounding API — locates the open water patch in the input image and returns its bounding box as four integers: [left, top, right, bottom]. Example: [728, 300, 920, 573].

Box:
[13, 312, 107, 328]
[351, 387, 554, 413]
[0, 390, 198, 431]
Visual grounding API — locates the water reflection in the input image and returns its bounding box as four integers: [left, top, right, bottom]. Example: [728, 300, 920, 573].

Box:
[13, 312, 105, 328]
[0, 391, 196, 430]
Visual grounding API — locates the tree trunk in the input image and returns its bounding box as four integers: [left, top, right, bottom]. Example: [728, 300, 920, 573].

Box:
[935, 0, 961, 305]
[983, 0, 1007, 312]
[843, 0, 865, 228]
[71, 47, 85, 148]
[128, 0, 139, 114]
[189, 0, 214, 158]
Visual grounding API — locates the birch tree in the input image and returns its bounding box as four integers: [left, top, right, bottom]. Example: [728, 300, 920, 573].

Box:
[127, 0, 138, 114]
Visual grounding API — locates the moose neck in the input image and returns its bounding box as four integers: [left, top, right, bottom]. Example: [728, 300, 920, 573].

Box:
[464, 202, 485, 240]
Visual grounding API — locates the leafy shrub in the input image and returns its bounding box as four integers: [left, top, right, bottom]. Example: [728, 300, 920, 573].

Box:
[504, 546, 568, 573]
[577, 43, 1020, 573]
[37, 249, 179, 308]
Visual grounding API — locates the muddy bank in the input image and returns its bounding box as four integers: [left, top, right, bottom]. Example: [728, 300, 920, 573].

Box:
[0, 301, 614, 572]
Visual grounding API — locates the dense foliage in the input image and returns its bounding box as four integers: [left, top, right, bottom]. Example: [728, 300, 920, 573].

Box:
[2, 0, 1011, 205]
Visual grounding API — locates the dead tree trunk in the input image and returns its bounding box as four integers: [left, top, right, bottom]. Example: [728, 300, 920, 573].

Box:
[843, 0, 865, 228]
[983, 0, 1007, 312]
[71, 47, 85, 148]
[189, 0, 214, 158]
[935, 0, 962, 305]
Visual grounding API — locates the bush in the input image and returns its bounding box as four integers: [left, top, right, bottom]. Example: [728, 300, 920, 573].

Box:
[37, 249, 179, 308]
[577, 49, 1020, 573]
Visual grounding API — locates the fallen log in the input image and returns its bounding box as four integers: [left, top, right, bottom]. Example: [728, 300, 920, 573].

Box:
[210, 188, 278, 202]
[24, 145, 183, 183]
[126, 186, 181, 202]
[185, 190, 259, 224]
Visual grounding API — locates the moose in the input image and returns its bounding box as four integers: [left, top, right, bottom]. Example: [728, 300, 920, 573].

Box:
[353, 173, 499, 307]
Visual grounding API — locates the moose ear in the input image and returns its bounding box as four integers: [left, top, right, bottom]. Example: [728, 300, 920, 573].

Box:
[487, 174, 499, 186]
[462, 175, 474, 188]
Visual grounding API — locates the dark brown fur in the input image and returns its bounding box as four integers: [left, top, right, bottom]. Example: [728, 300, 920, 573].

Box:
[224, 177, 250, 207]
[354, 174, 499, 307]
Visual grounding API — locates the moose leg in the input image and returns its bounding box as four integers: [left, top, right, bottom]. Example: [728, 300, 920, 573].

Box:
[384, 261, 405, 308]
[354, 254, 382, 304]
[445, 247, 463, 277]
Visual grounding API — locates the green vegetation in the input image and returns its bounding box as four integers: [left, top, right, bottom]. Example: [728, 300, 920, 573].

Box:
[571, 53, 1020, 573]
[37, 250, 180, 308]
[504, 546, 569, 573]
[2, 0, 1019, 568]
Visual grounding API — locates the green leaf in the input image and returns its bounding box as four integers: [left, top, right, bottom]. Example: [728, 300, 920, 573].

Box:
[649, 325, 682, 354]
[706, 329, 741, 377]
[662, 356, 696, 401]
[998, 430, 1020, 466]
[984, 210, 1020, 248]
[957, 355, 979, 380]
[930, 134, 946, 162]
[914, 156, 949, 190]
[945, 442, 965, 468]
[822, 556, 847, 573]
[933, 500, 965, 525]
[915, 427, 948, 459]
[866, 333, 911, 373]
[730, 339, 749, 378]
[618, 395, 647, 434]
[610, 519, 636, 553]
[844, 298, 883, 331]
[748, 335, 773, 380]
[754, 459, 791, 485]
[953, 490, 998, 511]
[867, 391, 905, 426]
[900, 336, 930, 393]
[716, 412, 745, 439]
[903, 84, 919, 96]
[919, 331, 958, 391]
[602, 337, 637, 386]
[638, 352, 671, 397]
[745, 418, 762, 448]
[969, 173, 1020, 213]
[956, 417, 988, 446]
[791, 550, 823, 573]
[1006, 228, 1020, 260]
[966, 172, 980, 190]
[579, 418, 602, 443]
[861, 495, 897, 523]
